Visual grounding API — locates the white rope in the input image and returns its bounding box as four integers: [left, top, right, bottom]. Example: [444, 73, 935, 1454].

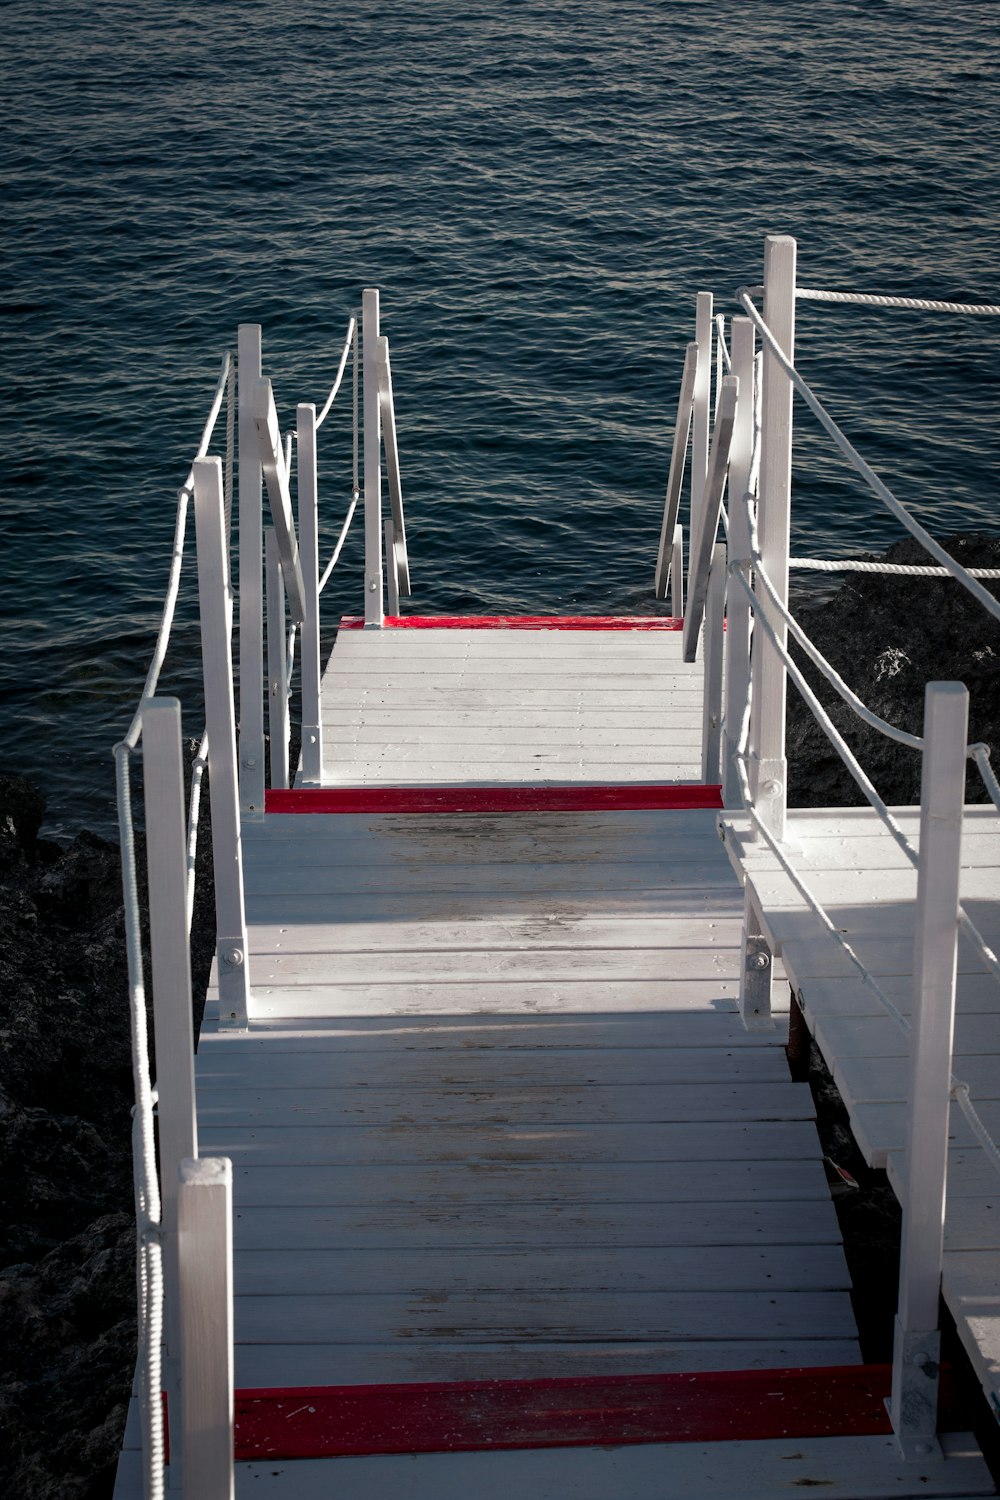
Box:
[738, 290, 1000, 627]
[114, 744, 165, 1500]
[122, 353, 233, 750]
[318, 492, 360, 595]
[790, 556, 1000, 578]
[285, 623, 297, 689]
[730, 563, 919, 867]
[796, 286, 1000, 316]
[953, 1083, 1000, 1176]
[745, 503, 925, 753]
[315, 317, 357, 430]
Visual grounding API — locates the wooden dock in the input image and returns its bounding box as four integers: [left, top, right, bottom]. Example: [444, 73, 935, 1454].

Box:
[115, 618, 994, 1497]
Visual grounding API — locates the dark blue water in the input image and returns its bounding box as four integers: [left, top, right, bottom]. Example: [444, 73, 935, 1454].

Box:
[5, 0, 1000, 838]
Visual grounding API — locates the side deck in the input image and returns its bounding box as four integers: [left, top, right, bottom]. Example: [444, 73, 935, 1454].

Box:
[720, 808, 1000, 1421]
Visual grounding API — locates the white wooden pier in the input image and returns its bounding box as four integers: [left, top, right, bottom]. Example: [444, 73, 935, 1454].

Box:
[113, 242, 1000, 1497]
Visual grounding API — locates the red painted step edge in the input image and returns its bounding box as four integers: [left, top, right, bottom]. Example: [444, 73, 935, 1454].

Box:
[266, 784, 724, 814]
[231, 1365, 896, 1461]
[340, 614, 684, 630]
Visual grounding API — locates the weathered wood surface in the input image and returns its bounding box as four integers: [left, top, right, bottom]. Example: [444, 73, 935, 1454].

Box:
[200, 808, 857, 1392]
[315, 625, 706, 785]
[720, 805, 1000, 1427]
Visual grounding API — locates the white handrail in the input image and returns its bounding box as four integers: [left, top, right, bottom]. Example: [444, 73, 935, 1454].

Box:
[315, 316, 358, 429]
[738, 288, 1000, 626]
[654, 341, 698, 602]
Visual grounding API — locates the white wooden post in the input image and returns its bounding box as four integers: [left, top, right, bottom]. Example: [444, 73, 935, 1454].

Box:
[237, 324, 265, 820]
[690, 291, 713, 546]
[377, 335, 411, 597]
[142, 696, 198, 1470]
[722, 316, 756, 807]
[682, 374, 738, 664]
[193, 457, 251, 1029]
[178, 1157, 234, 1500]
[740, 886, 774, 1033]
[890, 681, 968, 1459]
[747, 235, 796, 840]
[297, 402, 323, 786]
[362, 288, 384, 627]
[654, 342, 697, 602]
[701, 542, 726, 785]
[670, 524, 684, 619]
[265, 529, 289, 790]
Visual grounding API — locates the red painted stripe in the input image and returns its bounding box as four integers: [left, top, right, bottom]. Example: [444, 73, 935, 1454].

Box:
[339, 614, 683, 631]
[232, 1365, 896, 1460]
[266, 784, 723, 815]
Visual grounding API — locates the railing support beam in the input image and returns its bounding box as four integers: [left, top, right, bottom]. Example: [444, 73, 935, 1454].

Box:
[297, 403, 323, 786]
[265, 529, 289, 790]
[362, 289, 384, 627]
[701, 542, 726, 784]
[237, 324, 265, 820]
[890, 681, 968, 1459]
[722, 317, 756, 807]
[193, 457, 251, 1029]
[748, 235, 796, 840]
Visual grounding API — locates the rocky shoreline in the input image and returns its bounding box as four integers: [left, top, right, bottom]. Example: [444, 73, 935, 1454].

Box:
[1, 535, 997, 1498]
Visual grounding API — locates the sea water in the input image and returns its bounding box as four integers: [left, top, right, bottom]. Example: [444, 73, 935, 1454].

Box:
[4, 0, 999, 837]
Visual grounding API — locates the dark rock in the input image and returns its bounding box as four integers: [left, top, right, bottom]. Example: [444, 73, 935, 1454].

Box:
[788, 534, 1000, 807]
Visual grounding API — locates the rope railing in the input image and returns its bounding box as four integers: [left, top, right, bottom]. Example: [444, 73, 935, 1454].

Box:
[789, 557, 1000, 578]
[737, 288, 1000, 628]
[742, 285, 1000, 316]
[315, 315, 357, 430]
[113, 350, 233, 1500]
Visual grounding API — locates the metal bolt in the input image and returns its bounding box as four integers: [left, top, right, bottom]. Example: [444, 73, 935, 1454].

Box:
[914, 1443, 932, 1456]
[761, 778, 783, 797]
[243, 756, 257, 769]
[368, 580, 378, 592]
[751, 952, 770, 970]
[225, 948, 244, 967]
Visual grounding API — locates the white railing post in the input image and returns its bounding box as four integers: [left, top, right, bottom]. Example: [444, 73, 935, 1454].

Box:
[265, 529, 289, 790]
[701, 542, 726, 785]
[237, 324, 265, 820]
[722, 316, 756, 806]
[747, 235, 796, 840]
[890, 681, 968, 1459]
[654, 342, 698, 604]
[193, 457, 251, 1029]
[670, 524, 684, 619]
[740, 887, 774, 1033]
[178, 1157, 234, 1500]
[142, 696, 198, 1476]
[362, 288, 384, 627]
[297, 402, 323, 786]
[690, 291, 713, 545]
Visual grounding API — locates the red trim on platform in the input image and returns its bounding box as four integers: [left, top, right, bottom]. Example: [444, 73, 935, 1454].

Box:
[339, 614, 684, 630]
[266, 784, 723, 815]
[232, 1365, 895, 1461]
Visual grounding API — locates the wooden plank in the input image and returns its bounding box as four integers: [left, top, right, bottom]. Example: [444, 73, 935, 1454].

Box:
[199, 1119, 821, 1166]
[232, 1243, 850, 1294]
[196, 1079, 816, 1128]
[229, 1199, 841, 1253]
[197, 1045, 792, 1089]
[243, 862, 737, 898]
[225, 1158, 831, 1207]
[243, 914, 746, 953]
[214, 980, 747, 1018]
[233, 1289, 858, 1344]
[243, 948, 745, 983]
[231, 1338, 866, 1386]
